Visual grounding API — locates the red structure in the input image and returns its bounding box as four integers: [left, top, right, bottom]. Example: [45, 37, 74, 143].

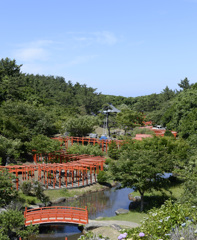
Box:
[137, 126, 177, 138]
[0, 156, 105, 190]
[52, 136, 123, 153]
[24, 206, 88, 226]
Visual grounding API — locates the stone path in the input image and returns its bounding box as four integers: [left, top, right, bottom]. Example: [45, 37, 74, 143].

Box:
[85, 220, 140, 240]
[85, 219, 139, 230]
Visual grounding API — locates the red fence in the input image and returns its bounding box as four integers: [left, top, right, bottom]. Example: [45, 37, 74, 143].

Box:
[24, 206, 88, 226]
[52, 136, 123, 153]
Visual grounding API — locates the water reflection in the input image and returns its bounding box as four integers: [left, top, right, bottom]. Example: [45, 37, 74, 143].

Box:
[37, 185, 134, 239]
[38, 224, 82, 240]
[55, 185, 133, 219]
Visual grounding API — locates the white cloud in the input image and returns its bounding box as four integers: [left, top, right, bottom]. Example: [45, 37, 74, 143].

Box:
[69, 31, 118, 46]
[93, 31, 118, 45]
[13, 40, 54, 62]
[65, 55, 98, 67]
[15, 47, 49, 61]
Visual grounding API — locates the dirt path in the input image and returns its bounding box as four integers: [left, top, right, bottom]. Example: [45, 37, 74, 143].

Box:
[86, 220, 139, 240]
[88, 220, 139, 228]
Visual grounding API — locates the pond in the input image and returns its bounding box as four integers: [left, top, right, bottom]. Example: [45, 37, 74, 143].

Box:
[37, 184, 133, 239]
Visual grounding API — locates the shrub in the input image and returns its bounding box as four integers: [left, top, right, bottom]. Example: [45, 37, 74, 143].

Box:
[97, 171, 108, 184]
[21, 181, 32, 195]
[120, 200, 197, 240]
[108, 140, 120, 160]
[67, 143, 104, 156]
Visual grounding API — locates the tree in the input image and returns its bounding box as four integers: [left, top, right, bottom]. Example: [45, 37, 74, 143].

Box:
[0, 170, 18, 207]
[178, 77, 192, 91]
[116, 108, 144, 134]
[111, 136, 189, 211]
[0, 209, 38, 239]
[26, 134, 62, 155]
[0, 58, 22, 79]
[64, 115, 98, 137]
[0, 101, 58, 142]
[0, 136, 21, 165]
[162, 88, 197, 136]
[161, 86, 175, 101]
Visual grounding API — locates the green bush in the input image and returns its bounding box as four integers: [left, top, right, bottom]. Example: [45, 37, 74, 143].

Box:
[21, 181, 32, 195]
[104, 158, 112, 165]
[67, 143, 104, 156]
[130, 127, 155, 137]
[97, 171, 108, 184]
[121, 200, 197, 240]
[108, 140, 120, 160]
[164, 130, 175, 138]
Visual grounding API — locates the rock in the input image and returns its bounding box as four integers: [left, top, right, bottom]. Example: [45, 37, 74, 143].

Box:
[110, 224, 122, 231]
[0, 208, 6, 214]
[84, 222, 110, 230]
[128, 193, 141, 202]
[96, 216, 103, 220]
[28, 205, 40, 209]
[52, 197, 66, 204]
[37, 202, 45, 207]
[46, 201, 52, 206]
[115, 208, 129, 215]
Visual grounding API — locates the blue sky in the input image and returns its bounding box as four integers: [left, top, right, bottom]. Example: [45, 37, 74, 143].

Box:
[1, 0, 197, 97]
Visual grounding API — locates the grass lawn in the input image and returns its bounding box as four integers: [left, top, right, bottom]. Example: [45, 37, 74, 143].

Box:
[44, 183, 108, 201]
[99, 211, 147, 224]
[18, 191, 40, 206]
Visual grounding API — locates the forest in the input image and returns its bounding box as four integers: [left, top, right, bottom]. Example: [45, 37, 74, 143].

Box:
[0, 57, 196, 164]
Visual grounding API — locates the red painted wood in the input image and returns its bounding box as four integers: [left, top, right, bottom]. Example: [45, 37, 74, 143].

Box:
[24, 206, 88, 226]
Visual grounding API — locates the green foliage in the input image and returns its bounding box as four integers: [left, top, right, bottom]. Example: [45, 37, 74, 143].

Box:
[179, 157, 197, 205]
[108, 140, 120, 160]
[164, 130, 175, 137]
[26, 134, 62, 154]
[0, 209, 39, 239]
[116, 108, 144, 134]
[67, 143, 104, 156]
[178, 77, 192, 91]
[122, 200, 197, 240]
[162, 88, 197, 137]
[97, 171, 108, 184]
[78, 231, 109, 240]
[130, 127, 155, 137]
[21, 181, 32, 196]
[32, 181, 49, 204]
[0, 135, 21, 165]
[0, 101, 58, 142]
[0, 170, 18, 207]
[111, 137, 189, 211]
[65, 115, 98, 137]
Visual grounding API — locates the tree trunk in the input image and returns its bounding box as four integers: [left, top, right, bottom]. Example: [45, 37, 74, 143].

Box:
[140, 193, 144, 212]
[108, 127, 111, 137]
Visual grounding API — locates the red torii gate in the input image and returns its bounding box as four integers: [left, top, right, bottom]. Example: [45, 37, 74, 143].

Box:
[52, 136, 123, 153]
[24, 206, 88, 226]
[0, 156, 105, 190]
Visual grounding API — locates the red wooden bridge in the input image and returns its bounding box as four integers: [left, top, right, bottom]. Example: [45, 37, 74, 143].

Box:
[24, 206, 88, 226]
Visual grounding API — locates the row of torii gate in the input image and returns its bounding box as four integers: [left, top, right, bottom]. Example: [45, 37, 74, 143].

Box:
[0, 153, 105, 190]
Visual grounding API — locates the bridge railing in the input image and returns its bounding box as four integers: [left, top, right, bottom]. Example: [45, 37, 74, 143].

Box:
[24, 206, 88, 226]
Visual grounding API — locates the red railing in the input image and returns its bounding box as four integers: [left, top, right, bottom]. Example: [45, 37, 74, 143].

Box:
[24, 206, 88, 226]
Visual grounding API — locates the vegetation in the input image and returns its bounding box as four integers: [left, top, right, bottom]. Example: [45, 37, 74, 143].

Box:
[111, 136, 189, 211]
[0, 209, 39, 240]
[0, 170, 18, 207]
[67, 143, 105, 156]
[120, 200, 197, 239]
[1, 57, 197, 239]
